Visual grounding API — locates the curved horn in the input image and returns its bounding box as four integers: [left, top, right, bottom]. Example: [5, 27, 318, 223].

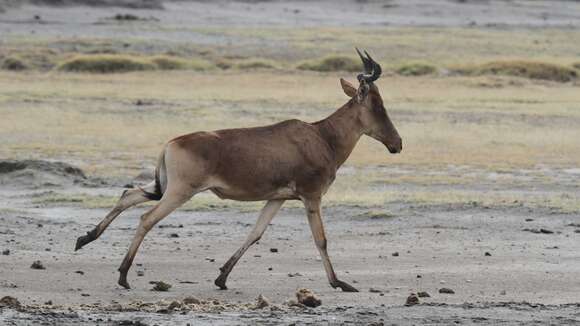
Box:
[356, 47, 373, 74]
[356, 49, 382, 83]
[365, 50, 382, 82]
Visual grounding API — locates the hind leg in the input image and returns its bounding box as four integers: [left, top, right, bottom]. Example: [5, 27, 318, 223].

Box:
[75, 181, 156, 251]
[117, 185, 194, 289]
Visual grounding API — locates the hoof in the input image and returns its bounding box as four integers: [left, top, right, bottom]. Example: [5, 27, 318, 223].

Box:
[75, 229, 97, 251]
[333, 280, 359, 292]
[118, 277, 131, 290]
[75, 235, 89, 251]
[214, 275, 228, 290]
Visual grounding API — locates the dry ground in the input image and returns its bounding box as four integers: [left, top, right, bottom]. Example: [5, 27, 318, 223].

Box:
[1, 1, 580, 325]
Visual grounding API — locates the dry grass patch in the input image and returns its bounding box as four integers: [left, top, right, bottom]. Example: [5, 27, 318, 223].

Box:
[234, 59, 278, 70]
[1, 56, 29, 71]
[58, 54, 156, 73]
[150, 55, 213, 71]
[297, 55, 360, 72]
[150, 55, 189, 70]
[58, 54, 214, 73]
[454, 60, 577, 82]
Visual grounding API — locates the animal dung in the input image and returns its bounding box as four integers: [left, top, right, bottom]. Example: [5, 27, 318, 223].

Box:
[296, 288, 321, 308]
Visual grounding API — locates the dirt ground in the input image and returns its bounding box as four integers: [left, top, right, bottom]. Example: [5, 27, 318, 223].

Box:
[1, 0, 580, 325]
[0, 164, 579, 325]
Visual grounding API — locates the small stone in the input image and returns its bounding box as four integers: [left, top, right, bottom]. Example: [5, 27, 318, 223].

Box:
[169, 233, 179, 238]
[2, 249, 9, 255]
[540, 228, 554, 234]
[525, 218, 534, 222]
[296, 288, 321, 308]
[75, 270, 84, 275]
[288, 272, 302, 277]
[369, 288, 382, 293]
[270, 248, 278, 253]
[168, 300, 182, 310]
[268, 267, 273, 271]
[0, 296, 21, 309]
[255, 294, 270, 309]
[417, 291, 430, 298]
[183, 296, 201, 305]
[81, 293, 90, 297]
[439, 288, 455, 294]
[405, 293, 419, 306]
[136, 270, 145, 277]
[30, 260, 45, 270]
[44, 300, 53, 305]
[485, 252, 492, 256]
[392, 252, 399, 257]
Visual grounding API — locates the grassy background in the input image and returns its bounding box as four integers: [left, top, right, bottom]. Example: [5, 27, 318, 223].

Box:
[1, 27, 579, 212]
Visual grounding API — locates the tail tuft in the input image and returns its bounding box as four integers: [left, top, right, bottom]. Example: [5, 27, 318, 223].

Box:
[140, 169, 162, 200]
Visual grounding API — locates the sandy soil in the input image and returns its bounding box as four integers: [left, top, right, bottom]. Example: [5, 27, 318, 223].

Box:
[1, 1, 580, 325]
[0, 161, 579, 324]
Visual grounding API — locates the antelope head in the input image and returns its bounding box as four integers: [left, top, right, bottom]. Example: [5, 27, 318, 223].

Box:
[340, 49, 402, 154]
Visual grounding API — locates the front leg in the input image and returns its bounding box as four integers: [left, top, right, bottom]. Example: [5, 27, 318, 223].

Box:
[303, 198, 358, 292]
[215, 200, 284, 290]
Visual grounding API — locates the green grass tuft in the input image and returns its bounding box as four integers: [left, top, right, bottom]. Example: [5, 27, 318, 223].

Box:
[150, 55, 189, 70]
[355, 210, 396, 220]
[187, 58, 215, 71]
[234, 59, 278, 70]
[297, 55, 360, 72]
[1, 56, 29, 71]
[58, 55, 156, 73]
[396, 62, 437, 76]
[454, 60, 577, 82]
[573, 62, 580, 70]
[151, 55, 214, 71]
[151, 281, 172, 292]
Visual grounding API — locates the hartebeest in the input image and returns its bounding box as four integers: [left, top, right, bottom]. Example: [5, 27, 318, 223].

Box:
[75, 49, 402, 292]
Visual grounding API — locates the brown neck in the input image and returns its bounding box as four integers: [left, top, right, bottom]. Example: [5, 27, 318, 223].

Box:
[314, 100, 364, 167]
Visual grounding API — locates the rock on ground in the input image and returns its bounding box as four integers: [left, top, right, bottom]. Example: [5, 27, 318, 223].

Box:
[296, 288, 321, 308]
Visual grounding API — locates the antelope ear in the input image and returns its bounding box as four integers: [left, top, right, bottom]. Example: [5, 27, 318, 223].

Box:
[340, 78, 357, 97]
